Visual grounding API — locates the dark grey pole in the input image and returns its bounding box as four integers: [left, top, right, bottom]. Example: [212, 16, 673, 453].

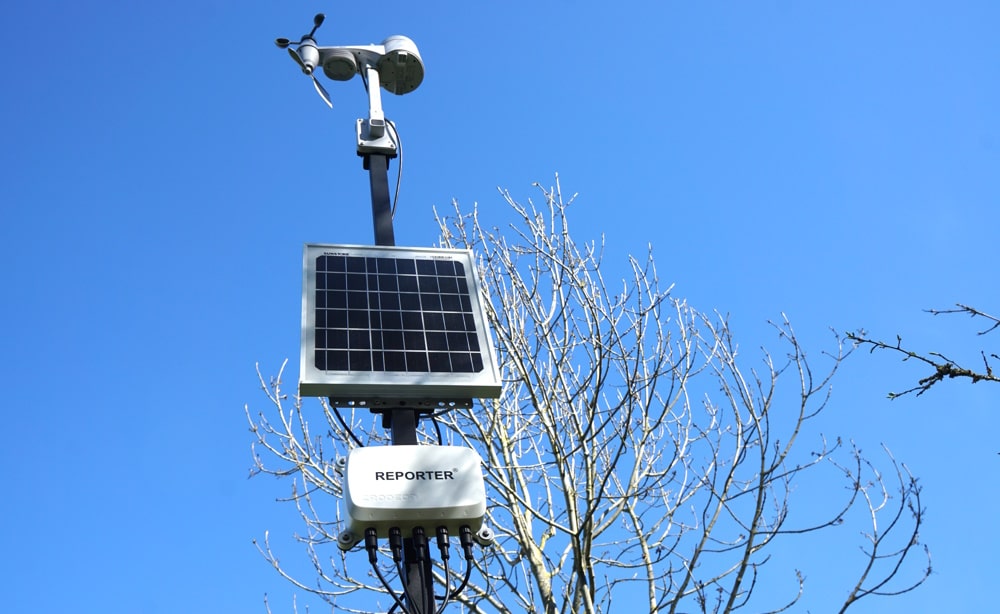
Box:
[364, 152, 435, 614]
[366, 153, 396, 247]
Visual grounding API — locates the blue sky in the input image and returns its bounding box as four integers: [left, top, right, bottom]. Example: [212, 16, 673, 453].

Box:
[2, 1, 997, 612]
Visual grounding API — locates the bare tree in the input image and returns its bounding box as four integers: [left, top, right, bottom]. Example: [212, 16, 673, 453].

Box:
[247, 179, 930, 613]
[848, 304, 1000, 398]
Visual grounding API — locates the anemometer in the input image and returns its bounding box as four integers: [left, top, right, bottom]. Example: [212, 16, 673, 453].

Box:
[276, 13, 424, 155]
[275, 14, 498, 614]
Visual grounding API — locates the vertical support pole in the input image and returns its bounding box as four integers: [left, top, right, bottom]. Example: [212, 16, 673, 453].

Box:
[365, 153, 395, 247]
[364, 152, 434, 614]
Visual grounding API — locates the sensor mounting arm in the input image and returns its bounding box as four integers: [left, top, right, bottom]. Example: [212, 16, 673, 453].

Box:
[357, 64, 396, 154]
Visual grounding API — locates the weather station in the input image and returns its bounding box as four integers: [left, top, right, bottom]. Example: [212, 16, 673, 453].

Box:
[274, 14, 501, 614]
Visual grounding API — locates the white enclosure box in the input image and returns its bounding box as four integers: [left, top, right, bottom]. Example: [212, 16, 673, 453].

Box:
[341, 445, 487, 542]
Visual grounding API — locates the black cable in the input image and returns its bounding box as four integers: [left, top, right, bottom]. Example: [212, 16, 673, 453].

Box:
[386, 119, 403, 219]
[389, 527, 405, 564]
[413, 527, 428, 563]
[329, 400, 366, 448]
[458, 526, 475, 561]
[431, 413, 445, 446]
[449, 558, 473, 601]
[428, 403, 462, 419]
[450, 525, 476, 598]
[434, 527, 452, 614]
[435, 527, 450, 561]
[413, 527, 431, 613]
[387, 527, 405, 614]
[365, 528, 410, 614]
[365, 527, 380, 565]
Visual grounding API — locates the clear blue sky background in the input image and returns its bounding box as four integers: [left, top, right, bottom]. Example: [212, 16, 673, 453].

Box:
[2, 1, 997, 612]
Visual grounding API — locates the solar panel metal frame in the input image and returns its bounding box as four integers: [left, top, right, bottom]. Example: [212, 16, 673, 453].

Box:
[299, 243, 502, 406]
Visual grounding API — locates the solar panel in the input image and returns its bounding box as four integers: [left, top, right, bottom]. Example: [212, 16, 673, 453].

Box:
[299, 244, 502, 406]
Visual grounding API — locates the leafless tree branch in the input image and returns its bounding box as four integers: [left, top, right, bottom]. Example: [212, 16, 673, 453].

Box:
[248, 177, 928, 612]
[848, 303, 1000, 398]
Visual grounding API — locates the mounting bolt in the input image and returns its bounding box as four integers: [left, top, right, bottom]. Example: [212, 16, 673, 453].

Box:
[337, 530, 360, 551]
[474, 526, 494, 547]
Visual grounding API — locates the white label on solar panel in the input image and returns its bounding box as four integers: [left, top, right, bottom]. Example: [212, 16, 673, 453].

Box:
[299, 244, 502, 403]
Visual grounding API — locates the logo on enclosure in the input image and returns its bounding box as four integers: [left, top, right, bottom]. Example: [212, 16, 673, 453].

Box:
[374, 469, 457, 481]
